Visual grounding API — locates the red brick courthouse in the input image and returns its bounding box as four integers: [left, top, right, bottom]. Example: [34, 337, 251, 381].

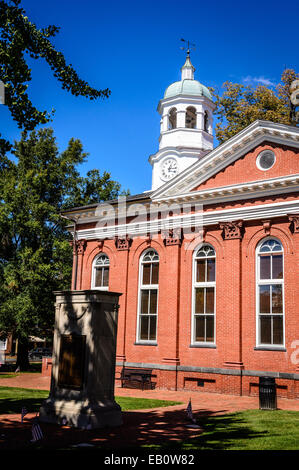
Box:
[62, 55, 299, 398]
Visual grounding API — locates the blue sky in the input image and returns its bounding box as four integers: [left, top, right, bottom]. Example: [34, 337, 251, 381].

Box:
[1, 0, 299, 195]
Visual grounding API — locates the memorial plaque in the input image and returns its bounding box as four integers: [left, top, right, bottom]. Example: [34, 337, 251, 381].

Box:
[58, 334, 86, 390]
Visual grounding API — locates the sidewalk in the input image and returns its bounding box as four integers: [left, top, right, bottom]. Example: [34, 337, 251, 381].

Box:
[0, 373, 298, 450]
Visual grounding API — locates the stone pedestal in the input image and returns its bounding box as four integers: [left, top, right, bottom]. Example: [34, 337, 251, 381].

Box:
[39, 290, 122, 429]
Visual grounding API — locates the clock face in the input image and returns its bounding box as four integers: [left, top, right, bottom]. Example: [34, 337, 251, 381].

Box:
[160, 158, 178, 181]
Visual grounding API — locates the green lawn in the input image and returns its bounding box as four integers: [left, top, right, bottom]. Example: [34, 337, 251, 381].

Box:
[0, 386, 181, 415]
[1, 387, 298, 450]
[159, 409, 299, 451]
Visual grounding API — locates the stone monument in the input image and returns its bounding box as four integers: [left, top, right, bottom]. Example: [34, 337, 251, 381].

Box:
[39, 289, 122, 429]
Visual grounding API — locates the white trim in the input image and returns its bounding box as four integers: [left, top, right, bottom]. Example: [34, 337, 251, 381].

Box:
[136, 249, 159, 344]
[151, 120, 299, 200]
[255, 237, 285, 348]
[75, 199, 299, 240]
[152, 174, 299, 205]
[91, 252, 110, 290]
[191, 244, 216, 346]
[256, 149, 276, 171]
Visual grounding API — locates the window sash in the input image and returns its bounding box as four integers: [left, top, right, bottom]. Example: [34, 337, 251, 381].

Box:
[257, 243, 284, 347]
[192, 247, 216, 345]
[137, 254, 159, 343]
[94, 266, 109, 288]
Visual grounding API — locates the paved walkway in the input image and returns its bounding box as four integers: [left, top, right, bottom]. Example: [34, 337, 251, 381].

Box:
[0, 373, 298, 450]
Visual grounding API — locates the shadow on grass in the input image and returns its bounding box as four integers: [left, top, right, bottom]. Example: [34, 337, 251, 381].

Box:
[160, 410, 268, 451]
[0, 406, 270, 452]
[0, 407, 206, 451]
[0, 397, 47, 415]
[0, 388, 48, 415]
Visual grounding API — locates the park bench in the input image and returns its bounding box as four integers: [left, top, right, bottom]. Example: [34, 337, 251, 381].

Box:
[120, 367, 155, 390]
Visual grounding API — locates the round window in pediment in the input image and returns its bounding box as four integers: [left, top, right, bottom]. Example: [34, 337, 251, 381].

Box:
[256, 150, 276, 171]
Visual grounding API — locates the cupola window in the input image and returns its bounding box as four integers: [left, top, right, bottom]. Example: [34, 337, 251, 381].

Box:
[168, 108, 177, 130]
[185, 106, 196, 129]
[204, 111, 209, 132]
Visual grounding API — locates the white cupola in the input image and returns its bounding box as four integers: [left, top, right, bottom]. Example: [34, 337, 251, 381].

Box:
[149, 52, 216, 190]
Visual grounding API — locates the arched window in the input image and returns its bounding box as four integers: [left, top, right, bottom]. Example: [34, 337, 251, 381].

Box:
[192, 244, 216, 344]
[137, 249, 159, 342]
[204, 111, 209, 132]
[256, 238, 284, 346]
[168, 107, 177, 129]
[92, 253, 110, 290]
[185, 106, 196, 129]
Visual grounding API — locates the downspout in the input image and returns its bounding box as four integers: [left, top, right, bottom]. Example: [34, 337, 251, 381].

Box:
[61, 215, 78, 290]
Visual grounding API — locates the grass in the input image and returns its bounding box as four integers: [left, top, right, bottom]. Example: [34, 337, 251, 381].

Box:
[0, 386, 181, 415]
[157, 409, 299, 451]
[1, 386, 298, 450]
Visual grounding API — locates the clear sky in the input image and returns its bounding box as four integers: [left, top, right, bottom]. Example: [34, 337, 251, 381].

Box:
[1, 0, 299, 195]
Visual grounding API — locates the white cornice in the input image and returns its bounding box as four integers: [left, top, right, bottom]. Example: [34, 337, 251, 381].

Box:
[151, 120, 299, 201]
[75, 199, 299, 240]
[152, 174, 299, 205]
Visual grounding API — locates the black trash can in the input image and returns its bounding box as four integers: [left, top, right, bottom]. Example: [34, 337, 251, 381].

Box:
[259, 376, 277, 410]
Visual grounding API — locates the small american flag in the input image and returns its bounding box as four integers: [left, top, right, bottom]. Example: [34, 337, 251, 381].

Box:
[21, 407, 28, 423]
[186, 398, 196, 423]
[31, 420, 43, 442]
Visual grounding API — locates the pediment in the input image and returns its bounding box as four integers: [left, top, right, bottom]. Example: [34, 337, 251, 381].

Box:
[150, 120, 299, 203]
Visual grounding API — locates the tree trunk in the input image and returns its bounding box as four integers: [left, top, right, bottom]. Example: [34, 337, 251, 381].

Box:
[16, 337, 30, 371]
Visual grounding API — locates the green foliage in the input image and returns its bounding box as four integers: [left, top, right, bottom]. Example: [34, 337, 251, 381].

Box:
[0, 386, 181, 415]
[0, 128, 126, 345]
[0, 0, 110, 148]
[213, 69, 299, 144]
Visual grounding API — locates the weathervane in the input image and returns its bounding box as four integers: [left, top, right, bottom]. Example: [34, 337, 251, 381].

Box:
[180, 38, 196, 57]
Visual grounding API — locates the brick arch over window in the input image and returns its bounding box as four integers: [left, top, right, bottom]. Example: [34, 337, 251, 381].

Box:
[183, 232, 224, 263]
[91, 252, 110, 290]
[136, 248, 160, 343]
[191, 243, 216, 345]
[255, 237, 285, 347]
[85, 243, 117, 269]
[130, 238, 166, 266]
[245, 227, 293, 258]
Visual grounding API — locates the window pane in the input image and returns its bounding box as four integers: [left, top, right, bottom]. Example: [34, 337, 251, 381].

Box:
[196, 259, 205, 282]
[273, 316, 283, 345]
[260, 316, 271, 344]
[272, 285, 283, 313]
[149, 290, 158, 314]
[102, 267, 109, 287]
[195, 316, 205, 342]
[140, 290, 149, 314]
[95, 268, 103, 287]
[140, 316, 149, 340]
[260, 256, 271, 280]
[142, 264, 151, 284]
[272, 255, 283, 279]
[195, 288, 204, 313]
[206, 287, 214, 313]
[260, 285, 270, 313]
[206, 316, 214, 342]
[207, 259, 215, 282]
[149, 316, 157, 341]
[151, 263, 159, 284]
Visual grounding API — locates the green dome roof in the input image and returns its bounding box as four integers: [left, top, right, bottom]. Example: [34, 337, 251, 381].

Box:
[164, 79, 212, 101]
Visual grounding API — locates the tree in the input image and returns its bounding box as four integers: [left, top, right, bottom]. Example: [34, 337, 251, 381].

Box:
[0, 0, 110, 150]
[213, 69, 299, 144]
[0, 128, 126, 369]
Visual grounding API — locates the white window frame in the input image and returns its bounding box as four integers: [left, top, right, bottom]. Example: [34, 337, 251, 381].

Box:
[256, 237, 285, 348]
[0, 339, 7, 350]
[191, 244, 216, 346]
[91, 253, 110, 291]
[136, 249, 159, 344]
